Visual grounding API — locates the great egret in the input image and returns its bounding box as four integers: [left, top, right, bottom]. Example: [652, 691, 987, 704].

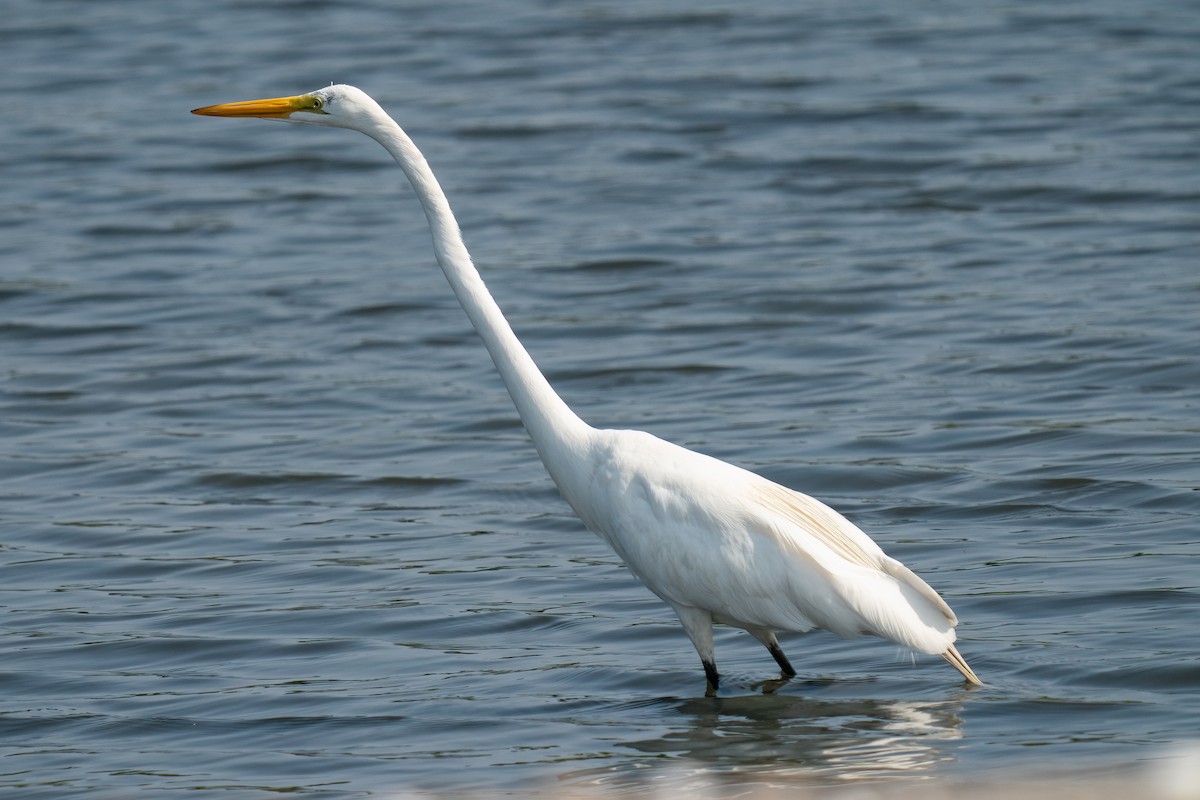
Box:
[193, 85, 981, 689]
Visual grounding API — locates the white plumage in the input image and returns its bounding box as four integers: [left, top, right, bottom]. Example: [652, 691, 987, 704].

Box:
[194, 84, 981, 689]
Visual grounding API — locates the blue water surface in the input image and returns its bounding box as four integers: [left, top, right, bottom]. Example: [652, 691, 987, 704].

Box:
[2, 1, 1198, 796]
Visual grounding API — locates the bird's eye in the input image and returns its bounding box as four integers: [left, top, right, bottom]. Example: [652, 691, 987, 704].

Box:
[311, 96, 324, 110]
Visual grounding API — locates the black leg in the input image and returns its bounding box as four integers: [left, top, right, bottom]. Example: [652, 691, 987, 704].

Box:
[702, 659, 720, 690]
[767, 641, 796, 677]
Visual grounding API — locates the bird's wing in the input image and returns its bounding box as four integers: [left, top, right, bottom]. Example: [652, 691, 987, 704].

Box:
[749, 480, 886, 569]
[749, 480, 958, 625]
[578, 430, 958, 649]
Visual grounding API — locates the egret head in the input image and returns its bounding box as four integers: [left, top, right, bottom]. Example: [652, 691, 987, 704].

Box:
[192, 84, 383, 131]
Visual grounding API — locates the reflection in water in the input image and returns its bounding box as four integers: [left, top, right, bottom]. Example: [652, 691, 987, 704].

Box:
[563, 686, 966, 795]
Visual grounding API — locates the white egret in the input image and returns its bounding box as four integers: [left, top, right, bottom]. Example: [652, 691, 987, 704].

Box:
[193, 85, 981, 689]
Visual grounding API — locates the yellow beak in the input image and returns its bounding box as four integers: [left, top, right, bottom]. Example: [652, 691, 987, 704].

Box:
[191, 94, 314, 119]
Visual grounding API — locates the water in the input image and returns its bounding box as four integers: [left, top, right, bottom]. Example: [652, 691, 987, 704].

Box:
[3, 0, 1198, 796]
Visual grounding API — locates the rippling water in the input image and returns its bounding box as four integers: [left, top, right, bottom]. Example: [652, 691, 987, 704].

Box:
[3, 1, 1199, 797]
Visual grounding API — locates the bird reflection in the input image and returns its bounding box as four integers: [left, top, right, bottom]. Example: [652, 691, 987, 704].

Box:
[564, 688, 966, 794]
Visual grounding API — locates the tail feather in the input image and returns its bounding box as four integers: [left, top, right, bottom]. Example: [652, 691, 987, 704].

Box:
[943, 643, 982, 686]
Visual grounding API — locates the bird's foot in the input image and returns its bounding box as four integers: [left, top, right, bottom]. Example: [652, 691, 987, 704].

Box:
[767, 642, 797, 678]
[702, 659, 720, 695]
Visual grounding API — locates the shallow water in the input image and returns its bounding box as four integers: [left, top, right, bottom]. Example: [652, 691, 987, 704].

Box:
[2, 0, 1199, 797]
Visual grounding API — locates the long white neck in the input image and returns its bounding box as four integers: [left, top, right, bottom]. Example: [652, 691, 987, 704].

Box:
[360, 111, 594, 471]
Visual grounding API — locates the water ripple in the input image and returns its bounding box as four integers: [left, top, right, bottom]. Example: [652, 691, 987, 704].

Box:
[2, 0, 1197, 796]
